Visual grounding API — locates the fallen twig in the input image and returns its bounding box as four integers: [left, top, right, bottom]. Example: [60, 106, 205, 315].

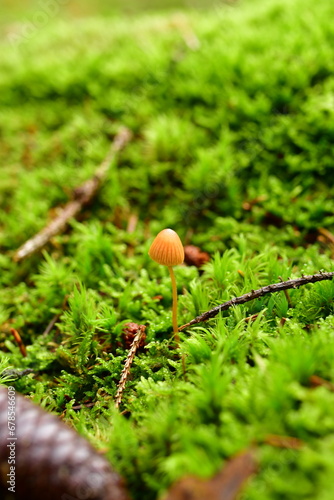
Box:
[179, 271, 334, 330]
[13, 127, 132, 262]
[115, 324, 146, 409]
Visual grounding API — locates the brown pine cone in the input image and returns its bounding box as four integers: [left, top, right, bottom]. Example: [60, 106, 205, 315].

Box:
[0, 386, 131, 500]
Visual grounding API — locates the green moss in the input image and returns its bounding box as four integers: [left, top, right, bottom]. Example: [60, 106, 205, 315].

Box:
[1, 0, 334, 498]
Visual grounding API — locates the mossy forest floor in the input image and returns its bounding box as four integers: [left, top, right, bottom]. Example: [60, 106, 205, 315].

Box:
[1, 0, 334, 498]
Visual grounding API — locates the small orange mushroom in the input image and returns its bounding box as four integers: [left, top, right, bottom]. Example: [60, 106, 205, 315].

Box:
[149, 229, 184, 342]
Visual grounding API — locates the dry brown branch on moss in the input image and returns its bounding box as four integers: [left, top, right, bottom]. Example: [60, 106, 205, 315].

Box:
[13, 127, 132, 262]
[179, 271, 334, 330]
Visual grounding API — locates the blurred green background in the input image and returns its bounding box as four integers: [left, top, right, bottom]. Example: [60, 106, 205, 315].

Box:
[0, 0, 221, 27]
[0, 0, 226, 40]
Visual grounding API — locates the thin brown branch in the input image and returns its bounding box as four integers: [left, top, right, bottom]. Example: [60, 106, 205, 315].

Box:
[179, 271, 334, 330]
[115, 324, 146, 409]
[13, 127, 132, 262]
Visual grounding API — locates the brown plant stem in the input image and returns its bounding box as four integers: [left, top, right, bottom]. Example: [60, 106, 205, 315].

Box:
[179, 271, 334, 331]
[13, 127, 132, 262]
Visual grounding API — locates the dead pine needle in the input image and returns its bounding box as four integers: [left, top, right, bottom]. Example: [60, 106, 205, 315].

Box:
[115, 324, 146, 409]
[13, 127, 132, 262]
[10, 328, 27, 357]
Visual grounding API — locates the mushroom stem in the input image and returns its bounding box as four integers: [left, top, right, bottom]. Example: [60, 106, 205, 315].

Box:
[168, 266, 179, 342]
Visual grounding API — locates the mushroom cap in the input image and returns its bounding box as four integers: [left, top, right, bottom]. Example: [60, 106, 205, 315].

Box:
[148, 229, 184, 267]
